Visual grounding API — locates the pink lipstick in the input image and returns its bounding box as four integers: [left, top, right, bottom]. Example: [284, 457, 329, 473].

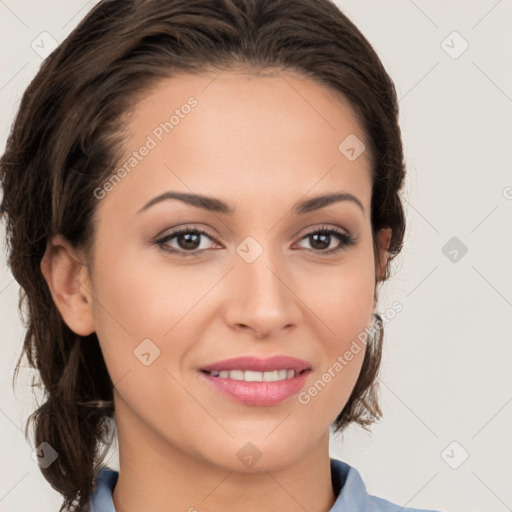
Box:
[199, 355, 312, 406]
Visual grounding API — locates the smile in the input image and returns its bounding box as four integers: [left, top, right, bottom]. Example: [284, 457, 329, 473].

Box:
[203, 369, 307, 382]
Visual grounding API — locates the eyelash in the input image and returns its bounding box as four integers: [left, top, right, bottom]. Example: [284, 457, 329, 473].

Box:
[154, 224, 356, 258]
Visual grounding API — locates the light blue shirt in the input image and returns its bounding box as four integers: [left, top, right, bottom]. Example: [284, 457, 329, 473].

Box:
[88, 457, 441, 511]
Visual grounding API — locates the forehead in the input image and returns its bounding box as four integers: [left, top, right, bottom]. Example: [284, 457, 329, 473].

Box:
[95, 69, 372, 220]
[131, 69, 367, 150]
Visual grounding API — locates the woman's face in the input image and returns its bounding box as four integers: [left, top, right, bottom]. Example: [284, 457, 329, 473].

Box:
[65, 70, 387, 471]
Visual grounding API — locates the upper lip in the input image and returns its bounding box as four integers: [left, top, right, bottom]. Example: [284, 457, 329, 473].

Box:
[200, 355, 312, 373]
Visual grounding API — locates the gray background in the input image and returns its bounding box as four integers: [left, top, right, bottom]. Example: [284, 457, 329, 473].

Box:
[1, 1, 511, 511]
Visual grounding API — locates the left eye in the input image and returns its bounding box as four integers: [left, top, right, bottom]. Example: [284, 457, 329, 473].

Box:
[295, 228, 355, 253]
[155, 225, 355, 256]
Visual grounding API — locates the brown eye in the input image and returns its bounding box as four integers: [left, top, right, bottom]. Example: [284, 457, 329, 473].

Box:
[156, 227, 219, 256]
[295, 227, 356, 254]
[173, 231, 202, 251]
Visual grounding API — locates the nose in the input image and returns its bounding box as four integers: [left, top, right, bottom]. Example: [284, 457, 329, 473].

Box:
[224, 244, 302, 340]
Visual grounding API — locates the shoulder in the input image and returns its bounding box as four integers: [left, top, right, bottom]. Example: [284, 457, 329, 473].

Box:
[329, 458, 443, 512]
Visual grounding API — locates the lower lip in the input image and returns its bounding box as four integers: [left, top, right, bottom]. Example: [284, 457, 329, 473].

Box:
[200, 371, 310, 406]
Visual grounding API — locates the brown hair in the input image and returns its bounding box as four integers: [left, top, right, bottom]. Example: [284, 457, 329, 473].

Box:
[0, 0, 406, 509]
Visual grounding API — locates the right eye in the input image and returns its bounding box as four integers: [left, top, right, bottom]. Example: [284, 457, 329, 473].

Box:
[155, 226, 221, 257]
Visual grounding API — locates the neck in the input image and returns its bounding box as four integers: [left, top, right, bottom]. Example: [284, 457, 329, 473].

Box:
[111, 397, 336, 512]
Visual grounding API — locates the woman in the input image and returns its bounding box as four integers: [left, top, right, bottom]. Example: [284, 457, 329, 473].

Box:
[0, 0, 442, 511]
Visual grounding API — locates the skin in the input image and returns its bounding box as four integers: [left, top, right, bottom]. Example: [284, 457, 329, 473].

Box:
[41, 69, 391, 512]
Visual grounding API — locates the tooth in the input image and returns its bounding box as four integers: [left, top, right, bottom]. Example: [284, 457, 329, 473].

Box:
[277, 369, 287, 380]
[244, 370, 263, 382]
[210, 369, 298, 381]
[263, 370, 279, 382]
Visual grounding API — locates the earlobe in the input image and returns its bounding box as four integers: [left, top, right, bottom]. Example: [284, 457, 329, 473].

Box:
[375, 227, 392, 282]
[40, 234, 95, 336]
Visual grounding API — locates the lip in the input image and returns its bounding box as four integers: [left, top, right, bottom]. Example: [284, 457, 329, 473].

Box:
[199, 355, 312, 406]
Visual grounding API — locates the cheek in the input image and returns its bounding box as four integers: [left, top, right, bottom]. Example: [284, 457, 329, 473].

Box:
[298, 250, 375, 418]
[313, 248, 376, 352]
[87, 248, 166, 384]
[90, 246, 200, 339]
[319, 273, 374, 339]
[88, 243, 221, 386]
[296, 268, 373, 424]
[87, 250, 200, 430]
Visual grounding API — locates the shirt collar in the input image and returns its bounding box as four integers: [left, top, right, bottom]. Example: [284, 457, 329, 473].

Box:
[88, 457, 434, 512]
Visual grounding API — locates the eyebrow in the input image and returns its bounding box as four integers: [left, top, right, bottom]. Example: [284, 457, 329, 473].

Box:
[137, 190, 365, 215]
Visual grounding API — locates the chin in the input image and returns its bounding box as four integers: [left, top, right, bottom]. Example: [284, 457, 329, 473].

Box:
[199, 432, 314, 474]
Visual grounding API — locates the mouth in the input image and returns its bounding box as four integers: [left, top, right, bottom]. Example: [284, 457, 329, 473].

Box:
[201, 368, 310, 382]
[198, 355, 312, 406]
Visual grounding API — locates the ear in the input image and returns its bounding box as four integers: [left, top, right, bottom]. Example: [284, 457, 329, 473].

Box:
[375, 227, 392, 282]
[40, 234, 95, 336]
